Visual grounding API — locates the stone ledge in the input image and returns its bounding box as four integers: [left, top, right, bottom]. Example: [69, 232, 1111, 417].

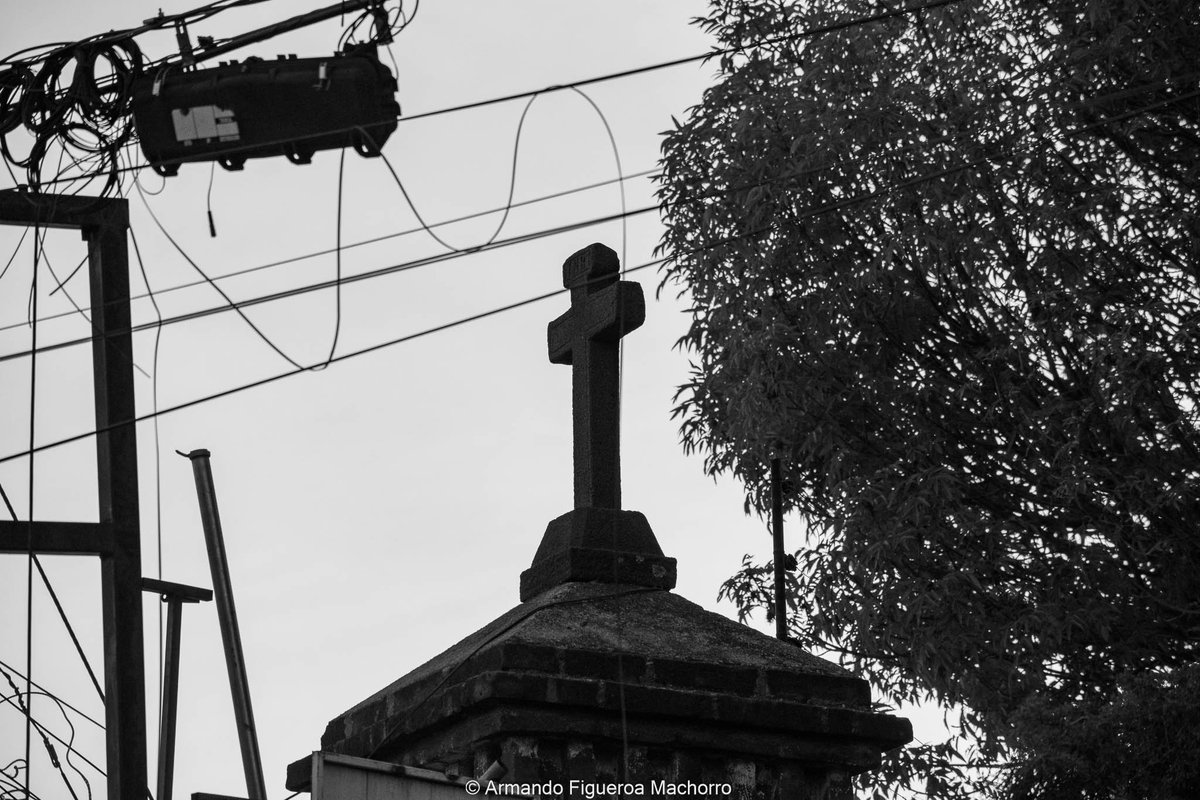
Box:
[321, 641, 871, 753]
[289, 702, 894, 793]
[327, 669, 910, 763]
[520, 549, 677, 601]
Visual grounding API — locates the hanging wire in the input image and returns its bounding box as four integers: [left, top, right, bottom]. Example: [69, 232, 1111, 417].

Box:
[0, 687, 92, 800]
[0, 657, 103, 730]
[0, 227, 30, 282]
[23, 222, 40, 800]
[7, 0, 972, 194]
[6, 76, 1195, 373]
[361, 88, 538, 254]
[8, 64, 1191, 346]
[328, 147, 346, 364]
[133, 180, 312, 371]
[4, 199, 662, 368]
[127, 223, 167, 758]
[0, 74, 1193, 473]
[1, 166, 658, 334]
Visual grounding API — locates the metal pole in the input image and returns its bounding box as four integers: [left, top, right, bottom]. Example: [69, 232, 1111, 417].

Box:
[157, 597, 183, 800]
[771, 458, 787, 640]
[142, 577, 211, 800]
[182, 449, 268, 800]
[84, 196, 151, 800]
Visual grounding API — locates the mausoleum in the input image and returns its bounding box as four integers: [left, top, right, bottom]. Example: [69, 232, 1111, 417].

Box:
[286, 243, 910, 799]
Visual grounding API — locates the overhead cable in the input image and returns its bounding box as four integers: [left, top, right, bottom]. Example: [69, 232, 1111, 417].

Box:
[0, 200, 661, 366]
[25, 0, 975, 191]
[3, 78, 1196, 366]
[11, 63, 1192, 338]
[0, 166, 657, 333]
[0, 84, 1195, 465]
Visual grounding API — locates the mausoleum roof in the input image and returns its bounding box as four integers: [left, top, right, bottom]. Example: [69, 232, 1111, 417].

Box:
[316, 580, 906, 763]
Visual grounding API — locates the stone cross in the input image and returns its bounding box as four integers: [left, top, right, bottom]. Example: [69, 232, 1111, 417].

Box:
[547, 243, 645, 510]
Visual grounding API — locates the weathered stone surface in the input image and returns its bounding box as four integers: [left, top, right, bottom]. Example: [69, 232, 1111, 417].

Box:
[547, 243, 644, 512]
[288, 583, 909, 793]
[525, 244, 678, 598]
[519, 509, 678, 600]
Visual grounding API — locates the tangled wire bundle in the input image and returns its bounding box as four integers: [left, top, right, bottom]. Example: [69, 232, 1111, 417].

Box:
[1, 36, 145, 197]
[0, 0, 418, 199]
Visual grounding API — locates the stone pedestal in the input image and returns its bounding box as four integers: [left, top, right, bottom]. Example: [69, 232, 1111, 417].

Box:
[520, 509, 676, 601]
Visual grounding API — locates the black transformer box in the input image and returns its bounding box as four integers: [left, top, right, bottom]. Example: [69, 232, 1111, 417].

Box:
[131, 48, 400, 175]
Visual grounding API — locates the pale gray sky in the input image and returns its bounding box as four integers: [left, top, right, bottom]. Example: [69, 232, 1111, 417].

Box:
[0, 3, 938, 798]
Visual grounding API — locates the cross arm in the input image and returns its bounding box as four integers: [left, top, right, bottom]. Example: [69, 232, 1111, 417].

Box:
[0, 520, 116, 556]
[547, 281, 646, 364]
[0, 190, 128, 231]
[141, 577, 213, 603]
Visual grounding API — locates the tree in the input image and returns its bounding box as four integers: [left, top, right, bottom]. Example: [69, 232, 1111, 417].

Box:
[655, 0, 1200, 797]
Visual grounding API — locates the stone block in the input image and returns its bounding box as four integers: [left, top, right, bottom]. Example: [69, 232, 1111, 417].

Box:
[764, 669, 870, 706]
[562, 650, 647, 682]
[520, 509, 677, 601]
[653, 659, 758, 695]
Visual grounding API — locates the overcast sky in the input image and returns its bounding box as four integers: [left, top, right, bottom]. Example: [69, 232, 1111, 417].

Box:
[0, 3, 934, 798]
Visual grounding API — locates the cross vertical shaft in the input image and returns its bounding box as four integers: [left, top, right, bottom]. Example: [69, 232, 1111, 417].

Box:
[520, 241, 674, 601]
[547, 243, 645, 509]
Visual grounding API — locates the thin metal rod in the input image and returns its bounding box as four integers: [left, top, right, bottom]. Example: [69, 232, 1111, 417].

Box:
[771, 458, 787, 641]
[182, 449, 268, 800]
[157, 598, 184, 800]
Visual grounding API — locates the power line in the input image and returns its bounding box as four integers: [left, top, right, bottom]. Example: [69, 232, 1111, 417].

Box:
[128, 222, 168, 747]
[0, 122, 1079, 357]
[0, 690, 93, 800]
[0, 227, 30, 282]
[0, 252, 665, 467]
[30, 233, 152, 380]
[133, 174, 312, 370]
[394, 0, 973, 125]
[23, 225, 39, 800]
[0, 167, 658, 334]
[0, 658, 85, 800]
[0, 0, 273, 69]
[0, 201, 661, 367]
[6, 63, 1191, 343]
[0, 659, 104, 732]
[320, 147, 346, 366]
[3, 76, 1195, 369]
[0, 83, 1194, 466]
[0, 694, 105, 780]
[126, 69, 538, 373]
[27, 0, 975, 190]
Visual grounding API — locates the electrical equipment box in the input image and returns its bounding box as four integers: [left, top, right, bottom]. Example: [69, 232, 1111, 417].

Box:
[130, 48, 400, 175]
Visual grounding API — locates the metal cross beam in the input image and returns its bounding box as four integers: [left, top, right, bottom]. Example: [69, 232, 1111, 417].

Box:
[0, 189, 148, 800]
[547, 243, 645, 510]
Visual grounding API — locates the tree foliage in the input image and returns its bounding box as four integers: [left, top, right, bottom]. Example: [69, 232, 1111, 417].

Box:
[656, 0, 1200, 797]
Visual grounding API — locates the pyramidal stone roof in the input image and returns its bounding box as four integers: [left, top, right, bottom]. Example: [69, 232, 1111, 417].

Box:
[306, 580, 910, 782]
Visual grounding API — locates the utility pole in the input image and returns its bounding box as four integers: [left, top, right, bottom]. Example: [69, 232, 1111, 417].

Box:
[0, 189, 149, 800]
[771, 457, 787, 640]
